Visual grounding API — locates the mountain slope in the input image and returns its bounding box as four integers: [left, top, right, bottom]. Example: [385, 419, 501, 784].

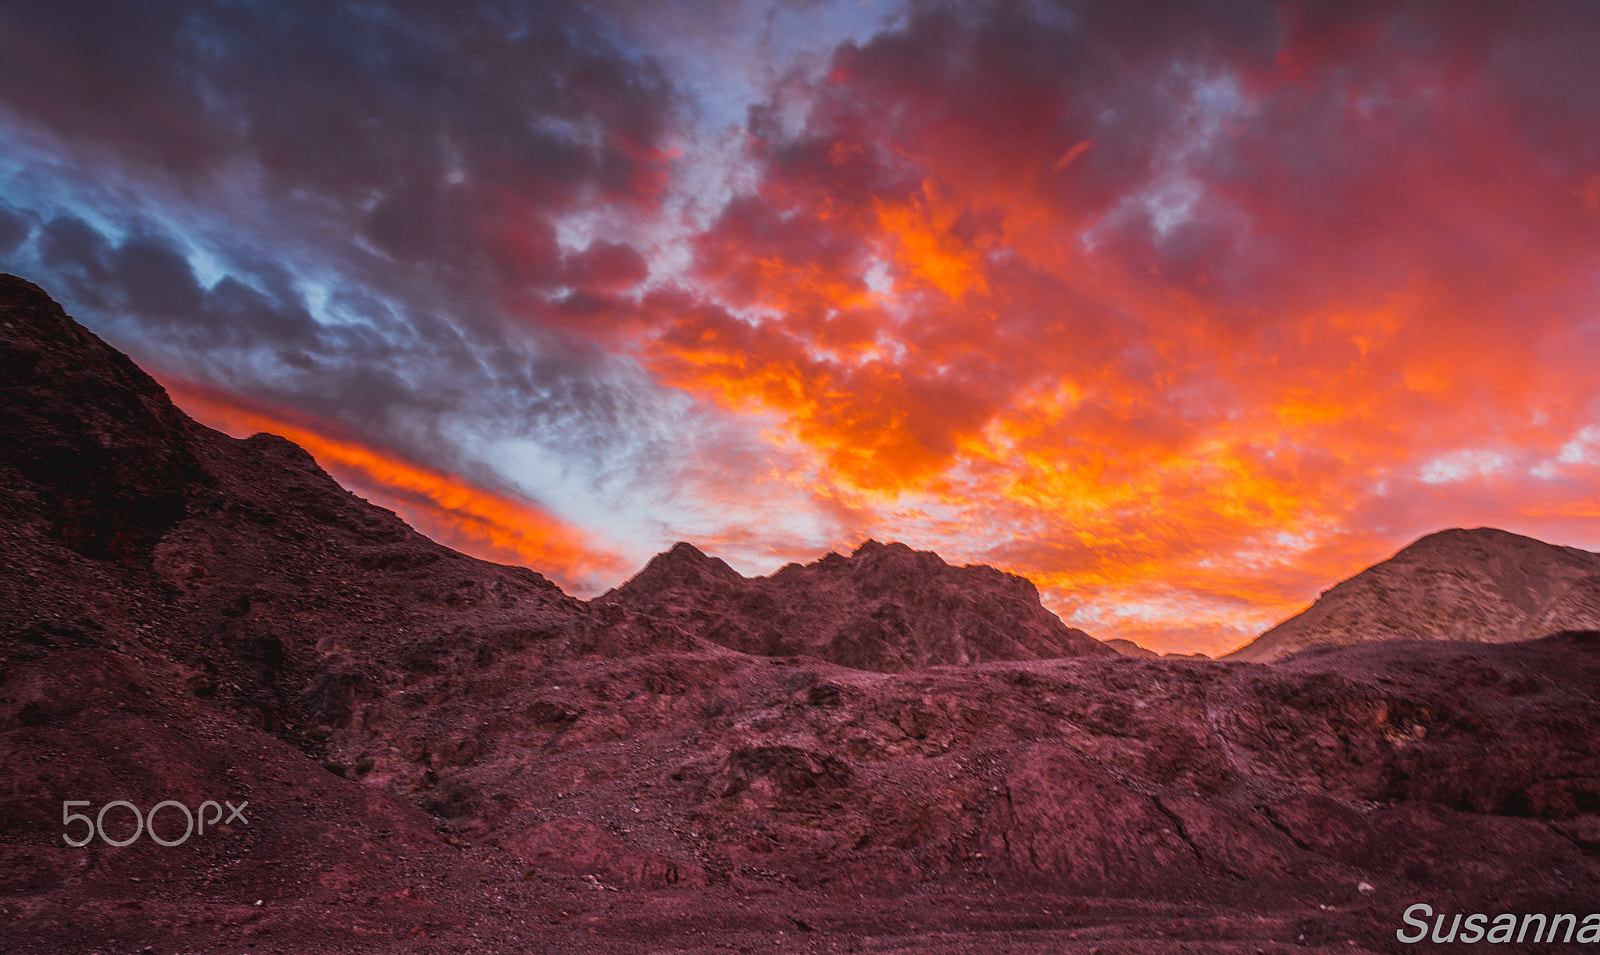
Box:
[0, 272, 649, 734]
[595, 539, 1115, 671]
[1225, 527, 1600, 662]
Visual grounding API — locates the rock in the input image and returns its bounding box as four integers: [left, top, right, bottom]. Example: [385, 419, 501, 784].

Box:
[0, 274, 210, 559]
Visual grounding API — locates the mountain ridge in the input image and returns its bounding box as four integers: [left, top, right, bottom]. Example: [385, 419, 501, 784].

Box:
[596, 538, 1115, 671]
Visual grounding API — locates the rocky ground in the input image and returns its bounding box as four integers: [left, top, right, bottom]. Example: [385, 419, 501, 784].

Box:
[4, 273, 1600, 953]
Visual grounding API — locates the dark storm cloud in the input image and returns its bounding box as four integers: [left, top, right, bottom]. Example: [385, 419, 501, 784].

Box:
[0, 206, 31, 256]
[632, 0, 1600, 650]
[34, 213, 318, 352]
[0, 0, 677, 306]
[0, 0, 685, 520]
[0, 0, 675, 308]
[0, 1, 674, 204]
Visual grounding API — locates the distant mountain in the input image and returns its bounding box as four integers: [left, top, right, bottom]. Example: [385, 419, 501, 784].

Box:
[1102, 638, 1159, 658]
[1225, 527, 1600, 662]
[595, 539, 1115, 671]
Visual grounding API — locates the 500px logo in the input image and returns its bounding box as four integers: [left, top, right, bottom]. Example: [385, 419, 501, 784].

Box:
[62, 799, 249, 847]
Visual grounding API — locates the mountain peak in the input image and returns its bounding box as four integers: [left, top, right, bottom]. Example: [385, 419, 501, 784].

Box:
[851, 538, 908, 555]
[601, 539, 1111, 671]
[1225, 526, 1600, 662]
[611, 540, 744, 594]
[1403, 526, 1537, 551]
[664, 540, 711, 562]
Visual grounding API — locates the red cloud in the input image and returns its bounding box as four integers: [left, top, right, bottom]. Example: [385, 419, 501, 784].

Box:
[12, 0, 1600, 652]
[163, 380, 628, 595]
[621, 0, 1600, 651]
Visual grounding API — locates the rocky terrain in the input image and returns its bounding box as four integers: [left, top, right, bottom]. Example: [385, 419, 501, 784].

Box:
[1226, 528, 1600, 663]
[4, 272, 1600, 954]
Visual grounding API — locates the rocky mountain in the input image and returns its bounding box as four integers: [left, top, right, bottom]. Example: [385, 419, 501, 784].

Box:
[595, 539, 1114, 671]
[1226, 527, 1600, 663]
[4, 274, 1600, 954]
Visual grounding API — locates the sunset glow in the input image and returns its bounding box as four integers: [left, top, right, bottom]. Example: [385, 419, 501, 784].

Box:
[165, 381, 628, 593]
[3, 1, 1600, 653]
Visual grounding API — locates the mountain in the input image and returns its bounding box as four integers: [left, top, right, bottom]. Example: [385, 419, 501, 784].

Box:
[1102, 637, 1160, 658]
[595, 539, 1114, 671]
[4, 274, 1599, 953]
[1226, 527, 1600, 662]
[0, 273, 665, 733]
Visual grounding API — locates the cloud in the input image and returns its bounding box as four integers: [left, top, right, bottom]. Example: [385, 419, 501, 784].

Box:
[0, 0, 680, 350]
[618, 0, 1600, 649]
[0, 205, 30, 255]
[164, 380, 628, 593]
[4, 0, 1600, 649]
[0, 0, 716, 577]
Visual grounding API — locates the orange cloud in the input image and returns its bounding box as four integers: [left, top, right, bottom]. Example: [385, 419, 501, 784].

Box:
[615, 2, 1600, 653]
[1051, 139, 1092, 173]
[875, 185, 992, 299]
[45, 0, 1590, 655]
[162, 380, 626, 594]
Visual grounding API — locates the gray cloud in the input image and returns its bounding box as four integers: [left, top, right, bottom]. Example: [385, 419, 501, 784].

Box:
[0, 0, 698, 547]
[0, 206, 30, 255]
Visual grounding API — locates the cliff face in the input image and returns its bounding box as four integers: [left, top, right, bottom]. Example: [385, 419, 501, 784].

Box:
[1226, 527, 1600, 662]
[4, 274, 1600, 954]
[596, 539, 1114, 671]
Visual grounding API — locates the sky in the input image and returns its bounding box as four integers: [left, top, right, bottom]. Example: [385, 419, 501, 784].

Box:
[2, 0, 1600, 655]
